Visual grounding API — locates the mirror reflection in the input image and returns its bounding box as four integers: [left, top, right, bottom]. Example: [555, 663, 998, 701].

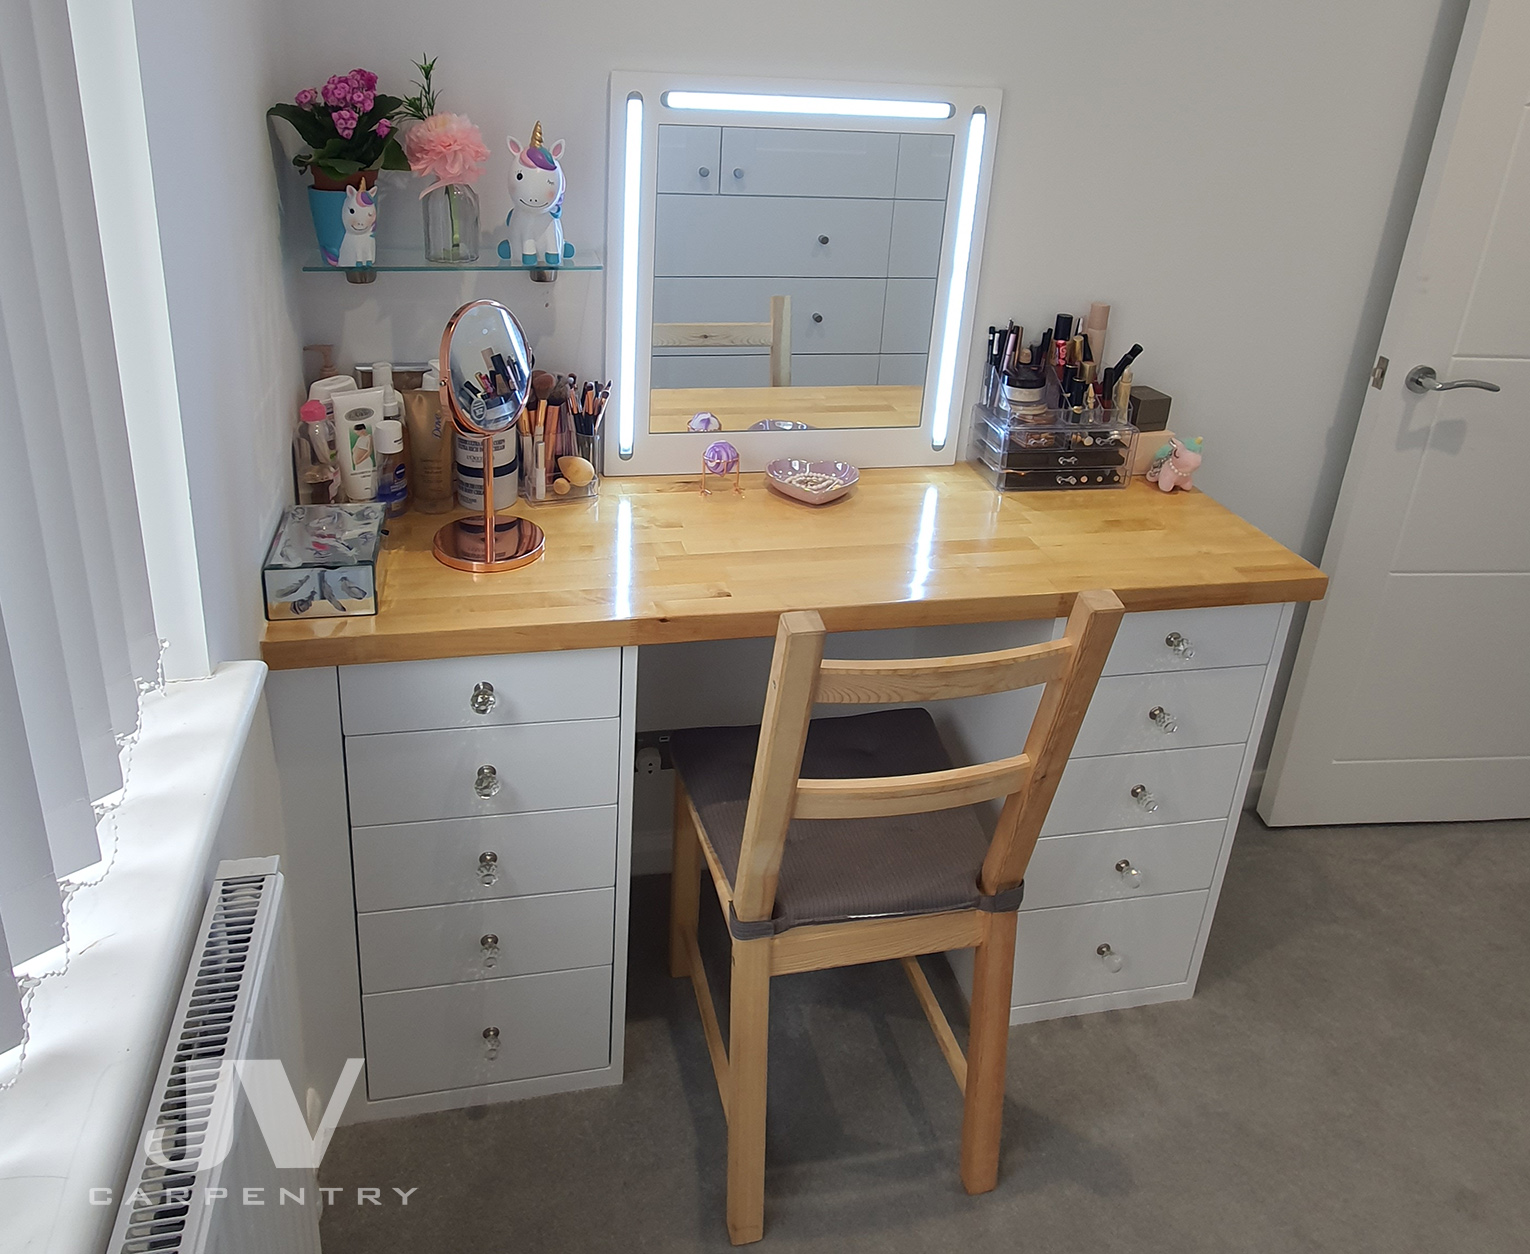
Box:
[648, 124, 952, 433]
[446, 301, 532, 434]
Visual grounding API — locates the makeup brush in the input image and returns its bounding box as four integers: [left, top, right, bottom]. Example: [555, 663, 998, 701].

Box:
[548, 376, 570, 458]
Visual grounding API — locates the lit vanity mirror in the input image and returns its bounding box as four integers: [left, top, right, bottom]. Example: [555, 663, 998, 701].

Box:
[608, 76, 1001, 473]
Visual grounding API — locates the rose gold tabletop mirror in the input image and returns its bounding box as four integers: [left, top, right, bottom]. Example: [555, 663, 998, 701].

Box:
[432, 299, 546, 572]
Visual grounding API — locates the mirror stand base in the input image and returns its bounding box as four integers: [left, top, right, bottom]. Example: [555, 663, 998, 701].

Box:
[432, 514, 546, 573]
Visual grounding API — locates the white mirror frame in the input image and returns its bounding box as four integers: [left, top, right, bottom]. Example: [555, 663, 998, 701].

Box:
[605, 72, 1002, 476]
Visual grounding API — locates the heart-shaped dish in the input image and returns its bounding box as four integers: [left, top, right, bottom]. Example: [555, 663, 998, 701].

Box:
[764, 459, 860, 505]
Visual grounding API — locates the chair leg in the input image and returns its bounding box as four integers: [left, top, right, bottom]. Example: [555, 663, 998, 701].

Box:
[960, 910, 1018, 1195]
[669, 779, 701, 978]
[726, 937, 771, 1244]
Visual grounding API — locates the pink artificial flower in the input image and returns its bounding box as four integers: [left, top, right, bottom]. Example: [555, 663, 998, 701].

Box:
[295, 87, 318, 108]
[322, 75, 350, 107]
[374, 118, 393, 138]
[332, 109, 358, 139]
[348, 69, 378, 93]
[403, 112, 490, 195]
[351, 88, 375, 113]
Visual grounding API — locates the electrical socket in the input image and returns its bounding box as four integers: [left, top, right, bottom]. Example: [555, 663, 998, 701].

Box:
[634, 730, 674, 773]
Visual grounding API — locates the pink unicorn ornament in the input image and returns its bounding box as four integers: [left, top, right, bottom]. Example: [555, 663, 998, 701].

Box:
[497, 121, 576, 267]
[1147, 436, 1203, 492]
[337, 181, 376, 268]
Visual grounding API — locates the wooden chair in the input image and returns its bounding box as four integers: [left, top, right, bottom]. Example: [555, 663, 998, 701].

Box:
[667, 590, 1124, 1244]
[652, 294, 792, 387]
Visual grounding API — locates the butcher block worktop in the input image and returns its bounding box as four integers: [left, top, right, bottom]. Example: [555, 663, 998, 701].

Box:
[260, 465, 1326, 669]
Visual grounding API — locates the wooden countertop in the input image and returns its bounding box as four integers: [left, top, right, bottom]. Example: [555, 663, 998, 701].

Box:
[648, 384, 923, 432]
[261, 465, 1326, 669]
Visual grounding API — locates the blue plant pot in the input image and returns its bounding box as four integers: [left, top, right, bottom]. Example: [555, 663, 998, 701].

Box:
[307, 188, 348, 267]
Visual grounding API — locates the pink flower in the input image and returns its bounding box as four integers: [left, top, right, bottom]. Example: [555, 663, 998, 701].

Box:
[348, 69, 378, 93]
[332, 109, 358, 139]
[321, 75, 350, 107]
[295, 87, 318, 108]
[403, 112, 490, 194]
[374, 118, 393, 137]
[350, 88, 375, 113]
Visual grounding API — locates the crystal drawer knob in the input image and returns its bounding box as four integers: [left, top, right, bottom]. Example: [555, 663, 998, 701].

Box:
[477, 850, 499, 885]
[1148, 705, 1178, 733]
[480, 933, 500, 968]
[470, 681, 496, 714]
[1115, 858, 1143, 889]
[475, 765, 502, 798]
[698, 166, 710, 178]
[1130, 784, 1159, 813]
[817, 234, 830, 245]
[1164, 631, 1195, 660]
[733, 167, 744, 179]
[812, 313, 824, 323]
[1097, 943, 1125, 973]
[482, 1026, 501, 1059]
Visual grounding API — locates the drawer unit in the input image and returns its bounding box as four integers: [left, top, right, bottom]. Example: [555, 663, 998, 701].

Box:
[1020, 821, 1225, 911]
[1041, 742, 1246, 837]
[362, 965, 613, 1101]
[1072, 666, 1266, 757]
[339, 648, 621, 734]
[1103, 604, 1282, 675]
[357, 888, 615, 994]
[351, 806, 618, 912]
[1010, 891, 1208, 1006]
[657, 124, 720, 194]
[345, 717, 621, 826]
[653, 276, 887, 355]
[720, 126, 899, 198]
[655, 195, 895, 278]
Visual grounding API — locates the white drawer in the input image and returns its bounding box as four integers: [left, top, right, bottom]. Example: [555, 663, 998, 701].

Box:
[657, 124, 719, 194]
[888, 200, 946, 278]
[894, 133, 954, 200]
[1021, 820, 1225, 910]
[339, 648, 621, 735]
[345, 718, 621, 826]
[1010, 891, 1208, 1006]
[655, 195, 895, 278]
[1073, 666, 1266, 757]
[357, 888, 614, 993]
[881, 278, 937, 354]
[1104, 604, 1282, 675]
[1042, 742, 1245, 836]
[363, 965, 612, 1100]
[351, 806, 617, 912]
[720, 127, 898, 198]
[653, 277, 887, 355]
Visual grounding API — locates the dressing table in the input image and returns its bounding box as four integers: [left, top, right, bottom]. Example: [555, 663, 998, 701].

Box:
[262, 74, 1323, 1123]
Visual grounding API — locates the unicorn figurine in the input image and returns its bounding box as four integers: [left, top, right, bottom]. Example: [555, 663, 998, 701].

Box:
[336, 181, 376, 268]
[1147, 435, 1203, 492]
[497, 121, 576, 267]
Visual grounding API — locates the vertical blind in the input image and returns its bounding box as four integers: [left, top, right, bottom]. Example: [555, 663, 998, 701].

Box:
[0, 0, 160, 1055]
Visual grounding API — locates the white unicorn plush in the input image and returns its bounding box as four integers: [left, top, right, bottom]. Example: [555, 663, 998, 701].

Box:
[497, 121, 576, 267]
[337, 181, 377, 268]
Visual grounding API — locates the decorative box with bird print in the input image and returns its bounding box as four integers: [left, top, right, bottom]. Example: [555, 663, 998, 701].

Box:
[262, 503, 387, 620]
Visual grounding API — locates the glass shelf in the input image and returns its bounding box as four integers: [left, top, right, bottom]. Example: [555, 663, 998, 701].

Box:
[302, 248, 602, 275]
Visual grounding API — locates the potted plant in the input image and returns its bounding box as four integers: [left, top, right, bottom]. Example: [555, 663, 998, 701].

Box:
[397, 57, 490, 264]
[268, 69, 408, 267]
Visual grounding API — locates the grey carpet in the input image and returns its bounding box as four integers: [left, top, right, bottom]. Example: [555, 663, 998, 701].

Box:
[318, 812, 1530, 1252]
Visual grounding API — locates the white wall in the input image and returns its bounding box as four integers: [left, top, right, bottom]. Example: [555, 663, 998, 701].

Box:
[274, 0, 1468, 567]
[132, 0, 307, 667]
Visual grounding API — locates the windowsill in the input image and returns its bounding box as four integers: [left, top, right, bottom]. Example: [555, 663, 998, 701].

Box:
[0, 662, 267, 1254]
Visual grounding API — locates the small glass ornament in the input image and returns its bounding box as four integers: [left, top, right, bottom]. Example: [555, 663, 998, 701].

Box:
[423, 183, 480, 263]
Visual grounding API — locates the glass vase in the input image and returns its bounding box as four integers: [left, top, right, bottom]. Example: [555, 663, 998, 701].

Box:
[422, 184, 480, 264]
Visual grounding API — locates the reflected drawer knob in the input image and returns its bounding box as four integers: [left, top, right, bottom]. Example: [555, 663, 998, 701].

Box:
[470, 681, 497, 714]
[482, 1026, 501, 1059]
[1164, 631, 1195, 660]
[1115, 858, 1143, 889]
[1130, 784, 1159, 813]
[698, 166, 710, 178]
[477, 850, 500, 886]
[475, 765, 502, 798]
[1097, 943, 1125, 973]
[480, 933, 500, 968]
[817, 234, 830, 245]
[812, 313, 824, 323]
[733, 167, 744, 179]
[1148, 705, 1178, 733]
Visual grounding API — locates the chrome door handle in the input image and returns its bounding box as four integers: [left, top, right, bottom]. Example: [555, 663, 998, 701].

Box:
[1405, 365, 1500, 394]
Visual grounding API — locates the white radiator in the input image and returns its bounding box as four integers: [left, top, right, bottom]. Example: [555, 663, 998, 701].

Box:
[107, 857, 322, 1254]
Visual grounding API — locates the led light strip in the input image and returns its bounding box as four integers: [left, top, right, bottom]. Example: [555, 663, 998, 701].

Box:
[617, 94, 644, 457]
[930, 108, 986, 450]
[663, 90, 952, 120]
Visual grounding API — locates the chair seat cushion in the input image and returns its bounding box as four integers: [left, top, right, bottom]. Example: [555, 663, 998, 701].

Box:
[669, 708, 993, 934]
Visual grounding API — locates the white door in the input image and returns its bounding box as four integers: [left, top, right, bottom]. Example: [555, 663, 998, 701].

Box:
[1260, 0, 1530, 827]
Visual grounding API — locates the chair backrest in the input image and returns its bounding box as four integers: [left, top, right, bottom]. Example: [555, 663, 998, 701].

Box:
[651, 295, 792, 387]
[730, 590, 1125, 925]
